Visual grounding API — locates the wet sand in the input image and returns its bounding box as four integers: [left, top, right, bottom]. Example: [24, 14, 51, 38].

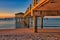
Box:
[0, 28, 60, 40]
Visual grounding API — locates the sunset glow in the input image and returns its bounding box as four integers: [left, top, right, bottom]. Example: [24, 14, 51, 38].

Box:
[0, 12, 15, 18]
[0, 0, 32, 18]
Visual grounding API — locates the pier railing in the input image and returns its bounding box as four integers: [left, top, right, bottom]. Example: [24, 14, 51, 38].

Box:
[25, 4, 32, 14]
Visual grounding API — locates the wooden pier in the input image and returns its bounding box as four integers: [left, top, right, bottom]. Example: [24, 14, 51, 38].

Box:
[24, 0, 60, 32]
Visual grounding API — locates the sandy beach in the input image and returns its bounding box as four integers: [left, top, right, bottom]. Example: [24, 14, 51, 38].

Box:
[0, 28, 60, 40]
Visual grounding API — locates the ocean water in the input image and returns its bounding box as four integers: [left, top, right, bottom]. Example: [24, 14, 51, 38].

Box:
[36, 18, 60, 29]
[43, 18, 60, 29]
[0, 18, 60, 29]
[0, 19, 15, 29]
[43, 18, 60, 26]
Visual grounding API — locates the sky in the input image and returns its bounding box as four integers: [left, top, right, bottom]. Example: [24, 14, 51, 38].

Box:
[0, 0, 32, 18]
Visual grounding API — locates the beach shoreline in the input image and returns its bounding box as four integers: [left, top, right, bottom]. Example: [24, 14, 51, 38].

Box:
[0, 28, 60, 40]
[0, 28, 60, 34]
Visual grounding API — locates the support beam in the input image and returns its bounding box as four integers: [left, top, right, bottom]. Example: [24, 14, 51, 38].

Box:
[33, 16, 37, 32]
[27, 17, 29, 28]
[40, 16, 43, 29]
